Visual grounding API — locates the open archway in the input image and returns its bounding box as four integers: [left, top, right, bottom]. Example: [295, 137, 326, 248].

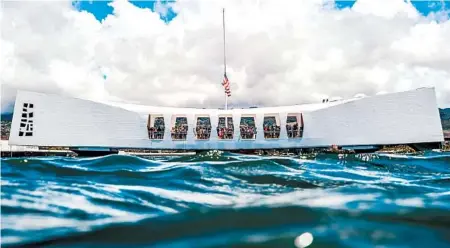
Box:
[147, 115, 165, 140]
[217, 115, 234, 140]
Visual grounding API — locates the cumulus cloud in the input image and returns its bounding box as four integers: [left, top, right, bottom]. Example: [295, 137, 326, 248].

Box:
[1, 0, 450, 113]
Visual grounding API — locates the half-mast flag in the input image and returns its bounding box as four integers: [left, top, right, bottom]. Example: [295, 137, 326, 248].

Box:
[222, 74, 229, 86]
[222, 73, 231, 97]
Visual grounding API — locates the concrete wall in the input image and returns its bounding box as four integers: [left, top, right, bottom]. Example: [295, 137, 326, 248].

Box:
[8, 88, 444, 150]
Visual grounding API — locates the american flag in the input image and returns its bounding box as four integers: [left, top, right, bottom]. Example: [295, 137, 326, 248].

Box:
[222, 73, 231, 97]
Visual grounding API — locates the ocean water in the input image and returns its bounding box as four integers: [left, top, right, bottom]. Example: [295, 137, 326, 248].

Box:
[1, 151, 450, 248]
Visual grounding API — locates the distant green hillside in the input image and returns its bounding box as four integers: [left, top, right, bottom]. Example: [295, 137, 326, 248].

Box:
[1, 113, 13, 121]
[440, 108, 450, 120]
[440, 108, 450, 130]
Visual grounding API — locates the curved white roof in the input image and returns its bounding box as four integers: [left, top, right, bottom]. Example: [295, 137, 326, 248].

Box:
[376, 91, 388, 95]
[329, 96, 343, 102]
[354, 93, 367, 98]
[99, 97, 357, 116]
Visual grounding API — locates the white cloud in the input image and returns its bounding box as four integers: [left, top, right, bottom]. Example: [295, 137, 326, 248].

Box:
[1, 0, 450, 114]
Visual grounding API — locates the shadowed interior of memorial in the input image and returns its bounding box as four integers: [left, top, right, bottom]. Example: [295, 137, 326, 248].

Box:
[147, 114, 304, 141]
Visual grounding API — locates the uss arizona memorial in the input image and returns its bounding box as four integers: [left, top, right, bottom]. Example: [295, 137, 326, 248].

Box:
[8, 87, 444, 153]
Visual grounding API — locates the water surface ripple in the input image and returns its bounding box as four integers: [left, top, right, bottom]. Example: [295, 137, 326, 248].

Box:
[1, 151, 450, 247]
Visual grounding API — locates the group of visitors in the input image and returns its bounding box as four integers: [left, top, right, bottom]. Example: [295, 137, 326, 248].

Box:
[148, 125, 165, 139]
[147, 117, 165, 140]
[195, 125, 211, 140]
[263, 124, 281, 139]
[150, 124, 302, 140]
[171, 124, 188, 140]
[217, 126, 234, 139]
[240, 124, 256, 139]
[217, 117, 234, 139]
[148, 116, 303, 141]
[286, 123, 302, 138]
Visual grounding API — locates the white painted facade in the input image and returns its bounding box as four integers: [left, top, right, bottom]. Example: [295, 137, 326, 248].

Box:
[0, 140, 39, 152]
[8, 87, 444, 150]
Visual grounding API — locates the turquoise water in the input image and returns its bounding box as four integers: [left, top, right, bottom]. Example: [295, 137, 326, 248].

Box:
[1, 151, 450, 247]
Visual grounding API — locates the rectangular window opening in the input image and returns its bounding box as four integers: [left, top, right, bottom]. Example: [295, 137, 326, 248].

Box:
[240, 116, 256, 139]
[217, 116, 234, 140]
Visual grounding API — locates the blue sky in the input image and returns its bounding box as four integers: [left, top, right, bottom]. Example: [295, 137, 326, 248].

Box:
[72, 0, 177, 22]
[73, 0, 449, 23]
[336, 0, 448, 14]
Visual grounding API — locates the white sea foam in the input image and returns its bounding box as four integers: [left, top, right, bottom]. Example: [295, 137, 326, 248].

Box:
[9, 187, 136, 217]
[426, 191, 450, 198]
[394, 197, 425, 208]
[0, 180, 21, 186]
[1, 214, 148, 232]
[107, 184, 235, 206]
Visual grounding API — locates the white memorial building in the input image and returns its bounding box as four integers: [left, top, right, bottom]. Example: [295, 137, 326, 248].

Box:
[8, 87, 444, 152]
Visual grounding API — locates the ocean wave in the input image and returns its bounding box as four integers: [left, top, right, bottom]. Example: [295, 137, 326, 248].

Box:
[2, 152, 450, 247]
[6, 204, 450, 248]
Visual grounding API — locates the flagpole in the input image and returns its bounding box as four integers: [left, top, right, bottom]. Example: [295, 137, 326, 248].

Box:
[223, 7, 228, 110]
[225, 93, 228, 110]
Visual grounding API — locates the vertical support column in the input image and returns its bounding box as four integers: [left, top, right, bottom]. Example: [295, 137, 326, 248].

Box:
[255, 113, 265, 142]
[232, 112, 241, 142]
[279, 112, 288, 141]
[186, 113, 195, 144]
[149, 115, 155, 127]
[163, 113, 172, 143]
[300, 113, 306, 138]
[210, 112, 219, 141]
